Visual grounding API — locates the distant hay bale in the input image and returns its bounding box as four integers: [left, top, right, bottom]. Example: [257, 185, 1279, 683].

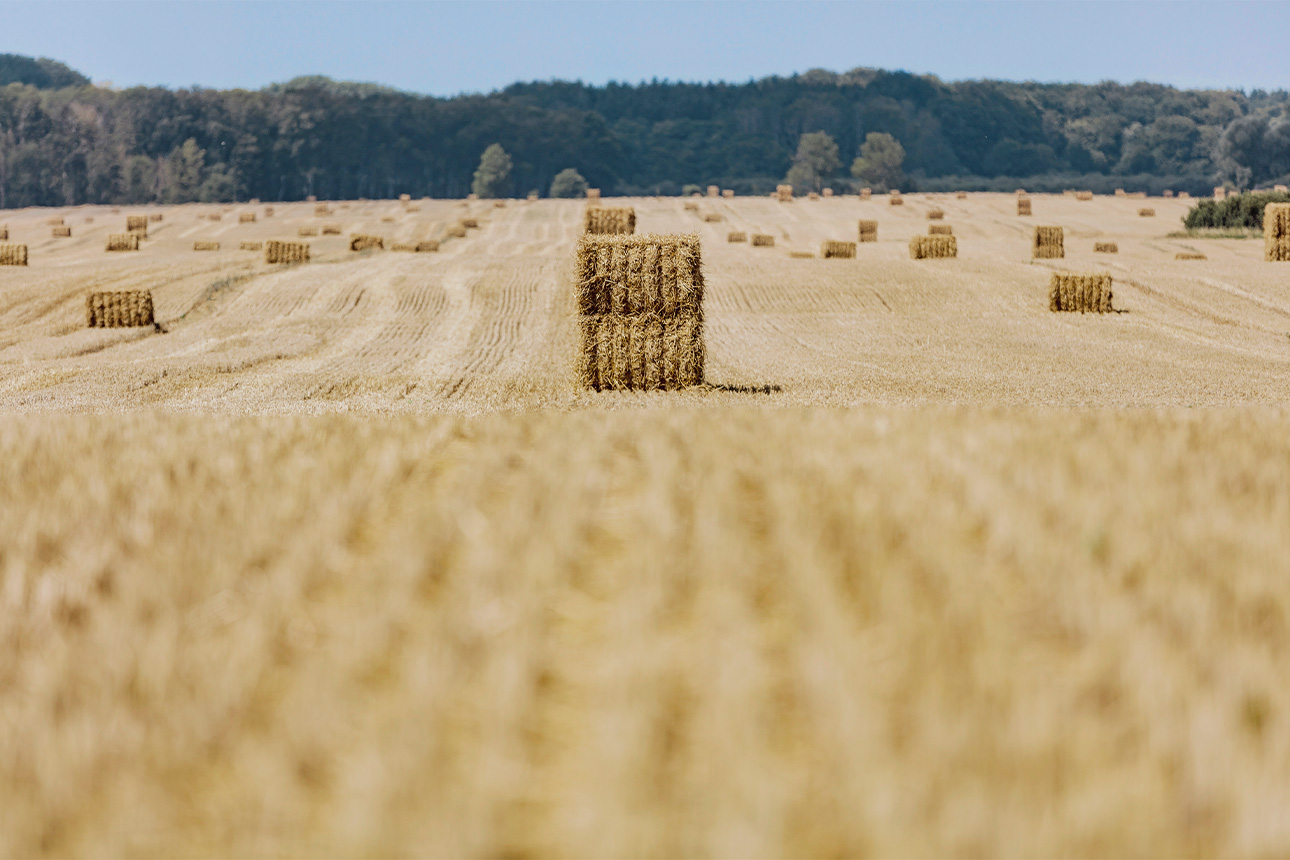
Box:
[727, 231, 747, 242]
[528, 192, 539, 201]
[264, 206, 275, 217]
[239, 212, 256, 223]
[239, 241, 263, 251]
[265, 240, 309, 264]
[306, 195, 317, 202]
[928, 224, 953, 235]
[1094, 241, 1118, 253]
[51, 226, 71, 237]
[47, 217, 64, 226]
[1015, 188, 1026, 195]
[927, 208, 945, 220]
[707, 185, 719, 197]
[586, 188, 601, 202]
[822, 188, 833, 198]
[585, 206, 636, 235]
[1213, 187, 1226, 200]
[1277, 185, 1289, 194]
[399, 193, 411, 202]
[84, 217, 94, 224]
[1138, 208, 1156, 217]
[1178, 191, 1191, 199]
[0, 226, 7, 240]
[776, 184, 793, 202]
[249, 198, 260, 205]
[380, 216, 395, 223]
[702, 212, 724, 222]
[460, 218, 479, 229]
[1127, 191, 1146, 199]
[889, 192, 903, 206]
[857, 219, 878, 242]
[861, 188, 873, 200]
[1163, 189, 1175, 198]
[1049, 272, 1113, 313]
[193, 241, 220, 251]
[1075, 191, 1093, 201]
[1017, 198, 1032, 216]
[349, 234, 384, 251]
[683, 201, 699, 212]
[789, 251, 815, 259]
[574, 233, 704, 391]
[750, 233, 775, 247]
[955, 191, 967, 199]
[321, 223, 341, 235]
[807, 192, 820, 201]
[207, 213, 222, 222]
[1264, 202, 1290, 261]
[1115, 188, 1126, 197]
[105, 233, 139, 252]
[821, 240, 856, 258]
[314, 203, 331, 215]
[0, 244, 28, 266]
[148, 213, 163, 222]
[1176, 252, 1207, 260]
[298, 227, 319, 237]
[909, 235, 957, 259]
[722, 189, 734, 198]
[446, 224, 467, 238]
[490, 201, 503, 209]
[414, 240, 440, 252]
[391, 243, 417, 252]
[1033, 225, 1064, 259]
[86, 290, 154, 328]
[126, 215, 148, 232]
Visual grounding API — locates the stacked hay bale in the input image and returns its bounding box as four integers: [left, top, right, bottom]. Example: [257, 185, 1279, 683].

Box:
[0, 244, 28, 266]
[928, 224, 953, 235]
[727, 231, 747, 243]
[861, 188, 873, 200]
[586, 188, 601, 202]
[1049, 273, 1113, 313]
[1075, 191, 1094, 201]
[909, 235, 957, 259]
[722, 189, 734, 199]
[1139, 208, 1156, 217]
[858, 220, 878, 243]
[889, 190, 903, 206]
[774, 184, 792, 202]
[821, 240, 856, 258]
[51, 226, 71, 237]
[265, 240, 309, 264]
[1094, 242, 1118, 253]
[106, 234, 140, 252]
[298, 227, 319, 237]
[1264, 202, 1290, 261]
[574, 233, 705, 391]
[927, 208, 945, 220]
[239, 241, 263, 251]
[193, 241, 219, 251]
[86, 290, 154, 327]
[239, 212, 256, 223]
[349, 234, 384, 251]
[1214, 187, 1226, 200]
[751, 233, 775, 247]
[1017, 197, 1032, 216]
[1176, 252, 1207, 260]
[1033, 226, 1064, 259]
[707, 185, 719, 197]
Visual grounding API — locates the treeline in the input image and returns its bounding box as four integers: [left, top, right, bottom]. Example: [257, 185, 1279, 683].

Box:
[2, 54, 1290, 207]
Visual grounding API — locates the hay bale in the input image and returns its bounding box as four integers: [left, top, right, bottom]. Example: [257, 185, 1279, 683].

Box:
[574, 233, 705, 391]
[955, 191, 967, 199]
[1163, 189, 1175, 198]
[1277, 185, 1289, 194]
[1178, 191, 1191, 199]
[84, 217, 94, 224]
[239, 241, 263, 251]
[1048, 273, 1113, 313]
[889, 192, 903, 206]
[207, 213, 222, 222]
[51, 226, 71, 238]
[126, 214, 149, 232]
[750, 234, 775, 247]
[298, 227, 319, 237]
[349, 234, 384, 251]
[822, 188, 833, 198]
[1176, 252, 1207, 260]
[1115, 188, 1127, 197]
[909, 235, 958, 259]
[399, 193, 411, 202]
[0, 244, 28, 266]
[821, 240, 856, 258]
[316, 223, 342, 235]
[702, 212, 724, 222]
[148, 213, 163, 223]
[414, 240, 440, 252]
[861, 188, 873, 200]
[446, 225, 467, 238]
[1213, 187, 1226, 200]
[265, 240, 310, 264]
[789, 251, 815, 259]
[264, 206, 275, 217]
[86, 290, 154, 328]
[727, 231, 747, 243]
[1017, 198, 1032, 216]
[776, 184, 793, 202]
[1033, 226, 1065, 259]
[586, 188, 601, 202]
[47, 217, 64, 226]
[928, 224, 953, 235]
[1075, 191, 1094, 201]
[584, 206, 636, 235]
[1094, 241, 1118, 253]
[722, 189, 734, 198]
[0, 226, 7, 240]
[306, 195, 317, 202]
[707, 185, 719, 197]
[1264, 202, 1290, 261]
[391, 243, 417, 252]
[528, 192, 539, 201]
[1138, 208, 1156, 217]
[249, 198, 260, 205]
[105, 233, 139, 252]
[460, 218, 479, 229]
[1015, 188, 1026, 195]
[807, 192, 820, 201]
[927, 208, 945, 220]
[1127, 191, 1146, 199]
[683, 201, 699, 212]
[193, 241, 220, 251]
[239, 212, 256, 223]
[858, 220, 878, 242]
[380, 216, 395, 223]
[314, 203, 331, 216]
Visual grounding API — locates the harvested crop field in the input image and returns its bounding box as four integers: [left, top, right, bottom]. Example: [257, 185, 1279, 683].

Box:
[3, 193, 1290, 856]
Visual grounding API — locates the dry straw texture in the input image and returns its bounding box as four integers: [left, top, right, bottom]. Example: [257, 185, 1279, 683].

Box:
[264, 240, 309, 264]
[1139, 208, 1156, 217]
[1075, 191, 1094, 201]
[207, 213, 222, 222]
[298, 227, 319, 237]
[727, 231, 747, 243]
[1127, 192, 1146, 199]
[1094, 242, 1119, 253]
[239, 241, 263, 252]
[1033, 226, 1065, 259]
[390, 243, 417, 252]
[239, 213, 256, 223]
[574, 233, 705, 391]
[1263, 202, 1290, 261]
[105, 234, 139, 252]
[1017, 198, 1032, 216]
[750, 233, 775, 247]
[0, 244, 28, 266]
[777, 184, 793, 202]
[909, 235, 958, 259]
[489, 202, 502, 209]
[858, 220, 878, 242]
[86, 290, 154, 327]
[407, 204, 422, 212]
[414, 240, 440, 252]
[822, 240, 857, 258]
[584, 206, 636, 235]
[927, 209, 945, 220]
[349, 235, 385, 252]
[193, 241, 219, 251]
[1049, 272, 1114, 313]
[1176, 252, 1208, 260]
[321, 223, 341, 235]
[51, 226, 71, 238]
[928, 224, 953, 235]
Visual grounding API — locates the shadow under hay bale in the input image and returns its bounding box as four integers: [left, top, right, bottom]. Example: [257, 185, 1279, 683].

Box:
[87, 290, 153, 327]
[821, 240, 856, 258]
[1264, 202, 1290, 261]
[106, 234, 139, 252]
[265, 240, 309, 264]
[929, 224, 953, 235]
[575, 233, 705, 391]
[727, 231, 747, 243]
[858, 220, 878, 242]
[1049, 273, 1113, 313]
[750, 234, 775, 247]
[1094, 241, 1118, 253]
[585, 206, 636, 235]
[0, 244, 28, 266]
[349, 234, 384, 251]
[909, 235, 957, 259]
[1033, 226, 1064, 259]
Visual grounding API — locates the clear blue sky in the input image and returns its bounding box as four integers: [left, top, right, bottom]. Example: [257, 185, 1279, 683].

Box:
[5, 1, 1289, 95]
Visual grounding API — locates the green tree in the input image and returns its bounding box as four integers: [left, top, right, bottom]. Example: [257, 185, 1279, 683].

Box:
[851, 132, 905, 192]
[164, 138, 206, 203]
[549, 167, 588, 198]
[471, 143, 513, 198]
[785, 131, 839, 192]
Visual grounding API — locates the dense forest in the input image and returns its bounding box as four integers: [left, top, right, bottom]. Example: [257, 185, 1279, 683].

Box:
[2, 54, 1289, 206]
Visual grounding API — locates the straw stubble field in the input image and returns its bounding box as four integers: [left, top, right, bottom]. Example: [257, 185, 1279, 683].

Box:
[3, 194, 1290, 856]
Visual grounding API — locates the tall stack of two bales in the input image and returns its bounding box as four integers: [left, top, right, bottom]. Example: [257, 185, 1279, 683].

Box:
[575, 234, 704, 390]
[1033, 226, 1064, 259]
[1264, 202, 1290, 261]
